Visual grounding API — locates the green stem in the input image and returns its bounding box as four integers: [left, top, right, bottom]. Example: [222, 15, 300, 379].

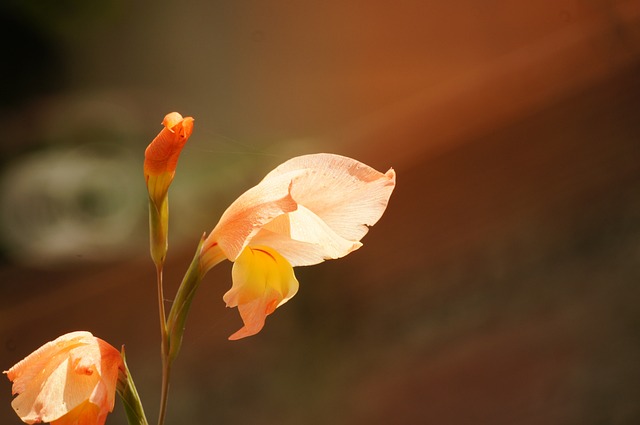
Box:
[156, 265, 170, 425]
[157, 359, 171, 425]
[148, 194, 170, 425]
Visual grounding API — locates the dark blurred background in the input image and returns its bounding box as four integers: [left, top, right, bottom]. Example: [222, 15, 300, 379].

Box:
[2, 1, 640, 424]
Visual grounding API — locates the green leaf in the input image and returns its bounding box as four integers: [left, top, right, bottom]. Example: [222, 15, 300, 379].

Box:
[117, 347, 150, 425]
[166, 236, 205, 362]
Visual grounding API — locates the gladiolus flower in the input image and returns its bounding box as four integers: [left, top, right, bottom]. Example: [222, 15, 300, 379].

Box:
[4, 331, 123, 425]
[199, 153, 396, 340]
[144, 112, 194, 206]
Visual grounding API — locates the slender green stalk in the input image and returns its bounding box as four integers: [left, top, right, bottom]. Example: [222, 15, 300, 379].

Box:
[156, 265, 170, 425]
[157, 359, 171, 425]
[148, 195, 171, 425]
[149, 202, 222, 425]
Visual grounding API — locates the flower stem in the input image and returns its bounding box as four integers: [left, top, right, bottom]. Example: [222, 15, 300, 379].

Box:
[157, 358, 171, 425]
[156, 265, 171, 425]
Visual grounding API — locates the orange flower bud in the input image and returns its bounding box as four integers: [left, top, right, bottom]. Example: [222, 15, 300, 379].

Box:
[144, 112, 194, 177]
[144, 112, 194, 204]
[144, 112, 194, 267]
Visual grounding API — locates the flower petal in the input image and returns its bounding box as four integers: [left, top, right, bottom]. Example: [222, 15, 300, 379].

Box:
[4, 331, 122, 425]
[250, 204, 362, 266]
[263, 153, 396, 242]
[51, 400, 104, 425]
[144, 112, 194, 211]
[144, 112, 194, 177]
[224, 246, 299, 340]
[205, 170, 303, 261]
[5, 332, 89, 423]
[70, 338, 122, 413]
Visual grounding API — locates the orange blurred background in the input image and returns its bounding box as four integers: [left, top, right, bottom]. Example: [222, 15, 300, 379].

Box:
[1, 1, 640, 424]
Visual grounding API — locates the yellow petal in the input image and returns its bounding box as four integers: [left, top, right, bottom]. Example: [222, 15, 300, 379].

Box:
[224, 246, 299, 340]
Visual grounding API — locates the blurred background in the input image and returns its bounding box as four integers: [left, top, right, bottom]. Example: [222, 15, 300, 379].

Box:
[1, 0, 640, 423]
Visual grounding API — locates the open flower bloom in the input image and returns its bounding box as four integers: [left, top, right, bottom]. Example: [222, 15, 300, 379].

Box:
[199, 153, 396, 340]
[144, 112, 194, 207]
[4, 331, 123, 425]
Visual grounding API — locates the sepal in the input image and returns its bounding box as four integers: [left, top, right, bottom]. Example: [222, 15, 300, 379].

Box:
[148, 195, 169, 268]
[116, 347, 149, 425]
[166, 235, 206, 362]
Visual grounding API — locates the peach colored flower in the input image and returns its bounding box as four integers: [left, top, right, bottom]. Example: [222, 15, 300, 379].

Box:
[4, 331, 123, 425]
[144, 112, 194, 206]
[199, 153, 396, 340]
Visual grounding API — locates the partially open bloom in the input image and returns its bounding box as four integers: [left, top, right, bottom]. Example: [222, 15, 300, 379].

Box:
[199, 153, 396, 340]
[4, 331, 123, 425]
[144, 112, 194, 266]
[144, 112, 194, 206]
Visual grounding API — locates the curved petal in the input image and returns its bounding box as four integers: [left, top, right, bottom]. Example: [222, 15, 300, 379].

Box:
[263, 153, 396, 242]
[224, 246, 299, 339]
[51, 400, 104, 425]
[250, 205, 362, 266]
[206, 170, 303, 261]
[5, 332, 90, 422]
[72, 338, 121, 412]
[144, 112, 194, 177]
[207, 154, 394, 263]
[39, 357, 100, 422]
[144, 112, 194, 209]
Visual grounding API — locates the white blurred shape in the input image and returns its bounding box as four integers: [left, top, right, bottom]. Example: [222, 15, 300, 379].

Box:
[0, 144, 145, 266]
